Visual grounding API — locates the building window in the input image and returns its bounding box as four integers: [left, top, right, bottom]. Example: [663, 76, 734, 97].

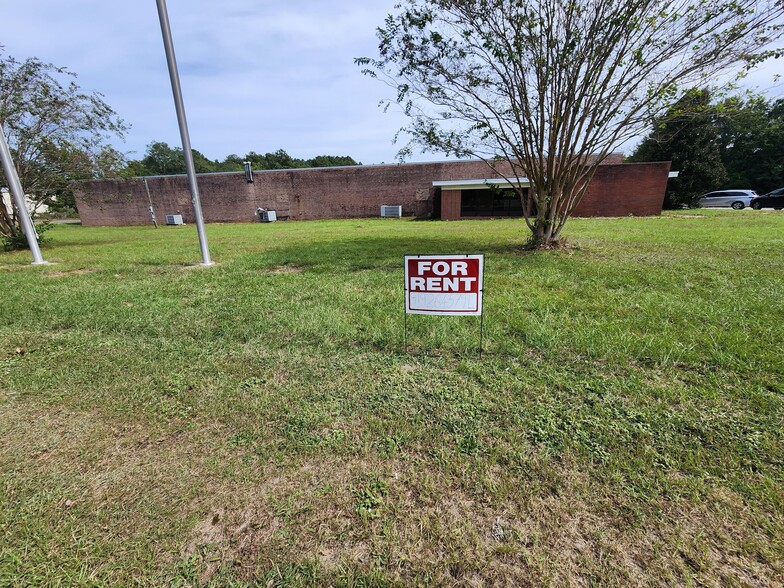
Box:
[460, 188, 526, 217]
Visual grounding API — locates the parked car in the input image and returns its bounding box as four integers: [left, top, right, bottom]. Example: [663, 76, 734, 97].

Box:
[697, 189, 758, 209]
[750, 187, 784, 210]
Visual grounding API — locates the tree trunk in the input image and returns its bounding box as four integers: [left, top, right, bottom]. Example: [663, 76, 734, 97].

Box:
[530, 217, 558, 248]
[527, 186, 564, 248]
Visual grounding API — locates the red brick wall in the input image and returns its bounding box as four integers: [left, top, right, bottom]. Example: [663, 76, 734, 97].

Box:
[573, 162, 671, 217]
[74, 158, 668, 226]
[441, 190, 462, 220]
[76, 160, 513, 226]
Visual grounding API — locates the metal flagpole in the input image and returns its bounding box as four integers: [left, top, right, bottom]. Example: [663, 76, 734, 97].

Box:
[0, 124, 48, 265]
[155, 0, 213, 266]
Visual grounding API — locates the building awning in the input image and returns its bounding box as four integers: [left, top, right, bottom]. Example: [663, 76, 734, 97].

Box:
[432, 178, 530, 191]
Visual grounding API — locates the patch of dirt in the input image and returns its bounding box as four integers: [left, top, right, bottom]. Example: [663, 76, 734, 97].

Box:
[269, 263, 304, 274]
[5, 395, 781, 587]
[180, 459, 366, 582]
[184, 507, 284, 585]
[636, 488, 784, 588]
[181, 262, 220, 270]
[180, 458, 571, 585]
[200, 459, 778, 587]
[509, 241, 581, 254]
[43, 268, 93, 278]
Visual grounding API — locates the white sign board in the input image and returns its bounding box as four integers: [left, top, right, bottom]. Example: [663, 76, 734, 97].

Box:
[405, 255, 484, 316]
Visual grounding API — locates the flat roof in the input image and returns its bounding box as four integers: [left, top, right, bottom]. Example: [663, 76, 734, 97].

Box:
[432, 178, 530, 190]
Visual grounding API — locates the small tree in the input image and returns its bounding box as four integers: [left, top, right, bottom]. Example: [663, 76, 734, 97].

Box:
[358, 0, 784, 247]
[0, 50, 128, 247]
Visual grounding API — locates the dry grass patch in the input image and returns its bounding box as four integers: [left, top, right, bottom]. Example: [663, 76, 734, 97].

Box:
[170, 453, 782, 587]
[269, 263, 305, 274]
[2, 390, 782, 586]
[42, 267, 93, 278]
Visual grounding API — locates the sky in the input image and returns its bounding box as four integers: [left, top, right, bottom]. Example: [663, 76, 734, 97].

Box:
[2, 1, 784, 166]
[1, 0, 419, 165]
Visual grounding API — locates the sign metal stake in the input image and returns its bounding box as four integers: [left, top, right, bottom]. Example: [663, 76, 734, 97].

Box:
[479, 303, 484, 358]
[404, 301, 408, 353]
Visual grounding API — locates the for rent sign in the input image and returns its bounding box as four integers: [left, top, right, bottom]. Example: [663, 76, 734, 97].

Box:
[405, 255, 484, 316]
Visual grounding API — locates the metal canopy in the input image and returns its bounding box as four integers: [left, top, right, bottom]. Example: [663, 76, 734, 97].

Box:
[432, 178, 530, 191]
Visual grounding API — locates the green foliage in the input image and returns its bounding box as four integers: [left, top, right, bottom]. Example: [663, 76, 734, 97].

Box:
[308, 155, 361, 168]
[629, 89, 728, 208]
[1, 220, 52, 252]
[0, 50, 128, 240]
[244, 148, 299, 170]
[631, 91, 784, 205]
[717, 96, 784, 193]
[138, 141, 186, 175]
[126, 145, 361, 177]
[354, 478, 388, 520]
[133, 141, 219, 175]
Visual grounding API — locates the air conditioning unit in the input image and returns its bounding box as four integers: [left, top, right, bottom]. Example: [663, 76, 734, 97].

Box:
[255, 208, 277, 222]
[380, 205, 402, 218]
[165, 214, 184, 225]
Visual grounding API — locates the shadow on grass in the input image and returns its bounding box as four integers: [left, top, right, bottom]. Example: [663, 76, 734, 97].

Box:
[251, 234, 544, 274]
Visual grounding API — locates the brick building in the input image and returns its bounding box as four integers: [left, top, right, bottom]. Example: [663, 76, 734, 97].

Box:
[73, 158, 671, 226]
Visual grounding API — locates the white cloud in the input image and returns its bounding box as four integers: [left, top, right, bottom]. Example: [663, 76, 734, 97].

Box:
[1, 0, 419, 164]
[9, 1, 778, 164]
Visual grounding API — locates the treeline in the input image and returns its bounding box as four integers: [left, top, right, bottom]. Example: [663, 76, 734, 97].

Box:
[628, 90, 784, 208]
[125, 142, 360, 177]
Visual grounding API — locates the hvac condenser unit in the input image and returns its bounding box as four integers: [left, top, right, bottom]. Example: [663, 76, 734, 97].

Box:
[380, 205, 402, 218]
[165, 214, 184, 225]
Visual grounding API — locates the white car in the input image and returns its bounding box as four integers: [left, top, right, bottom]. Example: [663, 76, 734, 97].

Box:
[697, 189, 758, 209]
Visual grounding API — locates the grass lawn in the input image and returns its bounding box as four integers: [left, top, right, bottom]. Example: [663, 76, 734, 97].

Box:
[1, 210, 783, 587]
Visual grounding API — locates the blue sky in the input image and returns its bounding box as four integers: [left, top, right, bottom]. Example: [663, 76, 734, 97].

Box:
[3, 1, 784, 165]
[2, 0, 416, 164]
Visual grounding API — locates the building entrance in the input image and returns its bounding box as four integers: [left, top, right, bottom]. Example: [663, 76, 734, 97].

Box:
[460, 188, 527, 217]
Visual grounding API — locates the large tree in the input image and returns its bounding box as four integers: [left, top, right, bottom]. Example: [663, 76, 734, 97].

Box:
[716, 95, 784, 193]
[358, 0, 784, 246]
[0, 50, 128, 246]
[630, 92, 784, 203]
[629, 89, 728, 209]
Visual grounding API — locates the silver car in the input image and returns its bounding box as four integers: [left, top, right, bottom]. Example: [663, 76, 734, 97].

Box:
[697, 189, 758, 209]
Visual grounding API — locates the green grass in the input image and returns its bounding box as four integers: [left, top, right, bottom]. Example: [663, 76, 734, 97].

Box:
[1, 210, 783, 586]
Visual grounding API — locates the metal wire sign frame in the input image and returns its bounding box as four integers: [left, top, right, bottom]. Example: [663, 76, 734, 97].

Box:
[404, 254, 485, 354]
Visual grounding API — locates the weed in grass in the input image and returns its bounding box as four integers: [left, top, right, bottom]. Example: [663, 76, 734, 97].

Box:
[354, 478, 389, 521]
[374, 434, 406, 456]
[228, 430, 256, 448]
